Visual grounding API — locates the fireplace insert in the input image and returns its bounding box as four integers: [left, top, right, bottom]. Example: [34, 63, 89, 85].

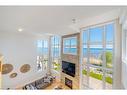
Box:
[65, 77, 72, 89]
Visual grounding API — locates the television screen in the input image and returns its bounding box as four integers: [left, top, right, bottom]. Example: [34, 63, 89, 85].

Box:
[62, 61, 75, 77]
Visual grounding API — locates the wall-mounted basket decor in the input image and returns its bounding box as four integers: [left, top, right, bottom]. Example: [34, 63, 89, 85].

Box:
[20, 64, 30, 73]
[10, 72, 17, 78]
[0, 61, 1, 72]
[2, 64, 13, 74]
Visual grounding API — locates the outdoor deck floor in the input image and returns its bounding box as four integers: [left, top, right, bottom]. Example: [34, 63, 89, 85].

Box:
[83, 76, 112, 89]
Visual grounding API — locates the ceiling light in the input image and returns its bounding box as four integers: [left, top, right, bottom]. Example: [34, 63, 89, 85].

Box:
[18, 28, 23, 32]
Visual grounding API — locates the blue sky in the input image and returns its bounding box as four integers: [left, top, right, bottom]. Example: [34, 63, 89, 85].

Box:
[90, 26, 103, 42]
[37, 40, 48, 48]
[38, 36, 60, 48]
[64, 38, 77, 46]
[106, 23, 114, 42]
[83, 23, 114, 48]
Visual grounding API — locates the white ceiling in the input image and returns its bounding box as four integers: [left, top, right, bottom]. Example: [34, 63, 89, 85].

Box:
[0, 6, 122, 36]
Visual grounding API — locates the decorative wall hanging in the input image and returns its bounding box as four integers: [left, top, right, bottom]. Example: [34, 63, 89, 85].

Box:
[2, 64, 13, 74]
[10, 72, 17, 78]
[0, 61, 1, 72]
[20, 64, 30, 73]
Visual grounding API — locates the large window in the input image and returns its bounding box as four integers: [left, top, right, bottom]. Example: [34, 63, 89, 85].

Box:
[37, 40, 48, 71]
[51, 36, 61, 72]
[81, 22, 114, 89]
[63, 37, 77, 55]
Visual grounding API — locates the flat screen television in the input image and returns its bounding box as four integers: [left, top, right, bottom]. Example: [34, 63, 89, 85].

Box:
[62, 61, 75, 77]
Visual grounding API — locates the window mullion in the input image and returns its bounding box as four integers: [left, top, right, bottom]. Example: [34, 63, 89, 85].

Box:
[52, 37, 55, 69]
[69, 39, 71, 53]
[87, 28, 90, 88]
[42, 41, 44, 71]
[103, 25, 106, 89]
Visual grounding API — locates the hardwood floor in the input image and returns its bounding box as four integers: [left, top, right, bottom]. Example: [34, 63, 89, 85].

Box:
[45, 79, 71, 90]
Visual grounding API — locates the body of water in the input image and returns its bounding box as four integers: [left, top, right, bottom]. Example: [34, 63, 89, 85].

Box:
[37, 47, 112, 57]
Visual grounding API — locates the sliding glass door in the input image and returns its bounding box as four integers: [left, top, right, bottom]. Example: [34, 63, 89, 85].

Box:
[81, 22, 114, 89]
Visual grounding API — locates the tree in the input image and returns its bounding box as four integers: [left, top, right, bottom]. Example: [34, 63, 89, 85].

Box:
[99, 51, 112, 68]
[106, 51, 112, 63]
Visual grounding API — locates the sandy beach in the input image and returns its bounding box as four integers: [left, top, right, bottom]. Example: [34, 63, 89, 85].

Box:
[83, 57, 102, 65]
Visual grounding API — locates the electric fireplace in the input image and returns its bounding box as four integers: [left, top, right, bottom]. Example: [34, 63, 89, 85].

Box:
[65, 77, 72, 89]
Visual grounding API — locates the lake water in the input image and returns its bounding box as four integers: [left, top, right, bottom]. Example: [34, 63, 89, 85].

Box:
[37, 47, 112, 57]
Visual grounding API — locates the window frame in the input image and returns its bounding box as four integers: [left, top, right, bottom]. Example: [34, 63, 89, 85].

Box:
[63, 36, 77, 55]
[80, 21, 115, 89]
[37, 40, 49, 71]
[51, 36, 61, 72]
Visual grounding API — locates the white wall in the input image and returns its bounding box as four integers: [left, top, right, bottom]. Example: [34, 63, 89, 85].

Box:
[113, 20, 122, 89]
[119, 8, 127, 89]
[0, 31, 49, 89]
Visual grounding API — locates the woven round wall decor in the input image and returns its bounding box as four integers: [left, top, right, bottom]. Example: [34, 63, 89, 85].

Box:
[10, 72, 17, 78]
[2, 64, 13, 74]
[20, 64, 30, 73]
